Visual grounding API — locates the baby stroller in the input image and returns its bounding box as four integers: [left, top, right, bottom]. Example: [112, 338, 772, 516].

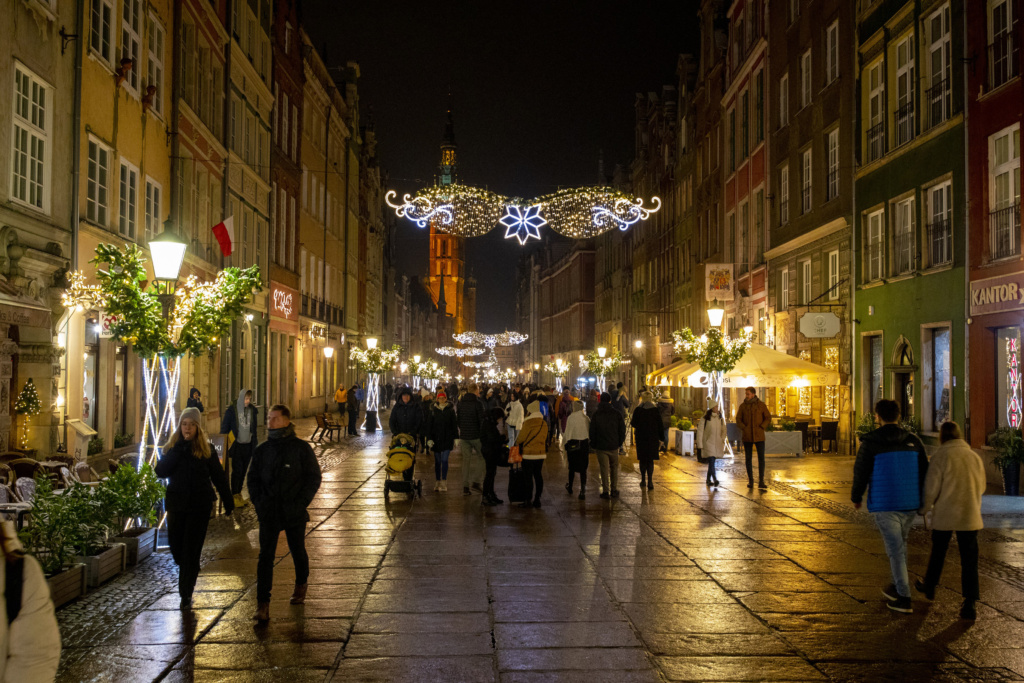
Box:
[384, 433, 422, 500]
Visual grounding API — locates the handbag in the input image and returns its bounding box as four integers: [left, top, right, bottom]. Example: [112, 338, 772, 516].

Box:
[508, 445, 522, 464]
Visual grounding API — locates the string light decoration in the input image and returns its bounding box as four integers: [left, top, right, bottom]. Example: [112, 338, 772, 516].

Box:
[824, 346, 839, 419]
[435, 346, 484, 357]
[798, 350, 812, 415]
[579, 351, 629, 391]
[14, 378, 42, 450]
[453, 330, 529, 348]
[386, 184, 661, 243]
[544, 360, 569, 392]
[349, 344, 403, 374]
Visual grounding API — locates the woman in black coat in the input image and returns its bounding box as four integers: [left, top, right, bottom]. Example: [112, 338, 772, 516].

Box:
[345, 385, 360, 436]
[155, 406, 233, 608]
[630, 391, 664, 490]
[480, 407, 507, 506]
[425, 391, 458, 490]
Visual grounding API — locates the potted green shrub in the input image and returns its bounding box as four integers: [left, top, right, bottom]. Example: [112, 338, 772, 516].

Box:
[67, 481, 126, 587]
[18, 476, 87, 607]
[106, 464, 165, 565]
[991, 427, 1024, 496]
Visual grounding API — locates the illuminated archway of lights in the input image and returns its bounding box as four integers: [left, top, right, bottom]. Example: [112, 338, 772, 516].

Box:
[385, 185, 661, 244]
[435, 346, 485, 357]
[453, 331, 528, 348]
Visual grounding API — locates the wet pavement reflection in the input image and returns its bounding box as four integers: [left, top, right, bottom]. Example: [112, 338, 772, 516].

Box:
[57, 417, 1024, 682]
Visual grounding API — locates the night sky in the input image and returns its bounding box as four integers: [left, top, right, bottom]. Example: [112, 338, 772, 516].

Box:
[303, 1, 698, 331]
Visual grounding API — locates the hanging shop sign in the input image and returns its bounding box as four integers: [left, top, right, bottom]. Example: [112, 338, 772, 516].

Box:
[98, 310, 119, 338]
[799, 311, 841, 339]
[270, 283, 298, 322]
[705, 263, 735, 301]
[970, 273, 1024, 316]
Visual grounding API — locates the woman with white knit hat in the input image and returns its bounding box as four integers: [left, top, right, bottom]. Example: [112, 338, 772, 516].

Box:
[696, 400, 727, 487]
[155, 406, 234, 609]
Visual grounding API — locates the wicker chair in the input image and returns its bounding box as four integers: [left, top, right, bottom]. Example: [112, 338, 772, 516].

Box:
[8, 458, 42, 482]
[58, 467, 76, 489]
[0, 464, 13, 486]
[75, 461, 104, 485]
[14, 478, 35, 504]
[0, 484, 31, 528]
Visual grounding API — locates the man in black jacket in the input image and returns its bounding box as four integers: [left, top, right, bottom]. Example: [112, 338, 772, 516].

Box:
[389, 388, 422, 437]
[248, 404, 322, 622]
[457, 383, 486, 495]
[589, 393, 626, 499]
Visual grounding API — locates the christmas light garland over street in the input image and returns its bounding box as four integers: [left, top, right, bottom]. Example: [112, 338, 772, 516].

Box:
[435, 346, 485, 357]
[386, 184, 661, 244]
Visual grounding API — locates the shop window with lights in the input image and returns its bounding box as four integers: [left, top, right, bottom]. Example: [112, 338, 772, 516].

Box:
[798, 350, 812, 414]
[998, 326, 1023, 429]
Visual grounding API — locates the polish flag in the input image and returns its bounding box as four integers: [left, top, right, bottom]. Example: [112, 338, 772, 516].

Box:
[212, 216, 235, 257]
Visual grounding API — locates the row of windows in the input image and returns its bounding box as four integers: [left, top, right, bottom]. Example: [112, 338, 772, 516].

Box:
[90, 0, 165, 114]
[777, 250, 841, 312]
[777, 128, 840, 226]
[85, 136, 161, 242]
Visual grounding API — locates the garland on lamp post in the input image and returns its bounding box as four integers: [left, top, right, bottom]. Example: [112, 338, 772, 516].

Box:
[671, 327, 752, 406]
[579, 351, 627, 392]
[62, 244, 261, 467]
[544, 360, 569, 392]
[349, 344, 402, 428]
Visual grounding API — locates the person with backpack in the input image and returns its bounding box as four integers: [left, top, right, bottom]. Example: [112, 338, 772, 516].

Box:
[157, 407, 234, 609]
[0, 520, 60, 681]
[589, 392, 626, 499]
[916, 421, 986, 620]
[630, 391, 663, 490]
[563, 401, 591, 499]
[696, 401, 726, 486]
[220, 388, 259, 508]
[852, 398, 929, 614]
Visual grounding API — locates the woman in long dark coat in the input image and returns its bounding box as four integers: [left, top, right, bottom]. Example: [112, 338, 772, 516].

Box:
[425, 391, 457, 490]
[630, 391, 663, 490]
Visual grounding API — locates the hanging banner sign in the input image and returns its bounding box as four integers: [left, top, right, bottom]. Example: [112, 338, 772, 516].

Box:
[706, 263, 735, 301]
[98, 311, 118, 338]
[270, 282, 299, 322]
[799, 311, 841, 339]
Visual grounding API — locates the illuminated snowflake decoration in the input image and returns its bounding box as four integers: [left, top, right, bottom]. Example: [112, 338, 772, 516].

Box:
[500, 204, 546, 245]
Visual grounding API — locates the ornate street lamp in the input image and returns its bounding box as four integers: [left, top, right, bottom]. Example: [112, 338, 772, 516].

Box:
[149, 220, 187, 318]
[707, 299, 725, 328]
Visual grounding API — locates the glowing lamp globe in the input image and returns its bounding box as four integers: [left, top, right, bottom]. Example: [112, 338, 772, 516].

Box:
[743, 325, 754, 335]
[707, 300, 725, 328]
[534, 363, 539, 370]
[598, 347, 607, 358]
[148, 222, 187, 282]
[635, 339, 643, 349]
[366, 337, 378, 350]
[323, 346, 334, 359]
[413, 355, 421, 363]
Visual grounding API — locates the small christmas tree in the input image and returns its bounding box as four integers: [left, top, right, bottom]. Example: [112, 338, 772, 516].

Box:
[15, 378, 41, 416]
[14, 378, 42, 450]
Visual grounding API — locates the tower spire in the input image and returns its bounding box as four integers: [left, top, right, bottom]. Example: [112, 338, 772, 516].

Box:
[439, 102, 457, 186]
[437, 272, 448, 314]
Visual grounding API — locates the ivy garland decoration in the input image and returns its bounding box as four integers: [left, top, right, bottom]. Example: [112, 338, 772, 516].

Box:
[349, 344, 403, 373]
[671, 328, 752, 374]
[62, 244, 262, 358]
[543, 361, 568, 377]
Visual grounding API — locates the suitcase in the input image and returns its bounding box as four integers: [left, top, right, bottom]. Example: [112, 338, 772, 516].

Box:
[507, 464, 533, 503]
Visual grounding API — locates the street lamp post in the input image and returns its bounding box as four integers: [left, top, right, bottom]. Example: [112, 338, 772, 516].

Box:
[597, 347, 608, 392]
[323, 346, 334, 412]
[363, 337, 380, 431]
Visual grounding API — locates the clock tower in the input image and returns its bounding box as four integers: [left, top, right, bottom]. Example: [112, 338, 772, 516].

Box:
[427, 109, 470, 332]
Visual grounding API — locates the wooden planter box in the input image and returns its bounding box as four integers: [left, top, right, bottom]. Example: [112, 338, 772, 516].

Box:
[111, 527, 157, 565]
[47, 564, 86, 608]
[74, 543, 126, 587]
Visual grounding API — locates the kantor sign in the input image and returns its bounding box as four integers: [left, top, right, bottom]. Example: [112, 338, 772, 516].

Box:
[385, 184, 661, 245]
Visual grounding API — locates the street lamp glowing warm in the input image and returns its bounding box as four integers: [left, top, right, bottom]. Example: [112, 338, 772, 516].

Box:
[707, 299, 725, 328]
[148, 221, 188, 283]
[635, 339, 643, 349]
[598, 347, 607, 358]
[534, 363, 539, 370]
[579, 354, 584, 361]
[323, 346, 334, 359]
[365, 337, 378, 350]
[400, 363, 408, 373]
[743, 324, 754, 335]
[413, 354, 421, 363]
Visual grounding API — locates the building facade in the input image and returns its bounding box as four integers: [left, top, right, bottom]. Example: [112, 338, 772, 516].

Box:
[854, 0, 967, 443]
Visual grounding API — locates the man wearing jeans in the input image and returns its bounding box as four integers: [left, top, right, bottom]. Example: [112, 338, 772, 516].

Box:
[736, 387, 772, 489]
[457, 383, 486, 495]
[589, 393, 626, 499]
[851, 398, 928, 614]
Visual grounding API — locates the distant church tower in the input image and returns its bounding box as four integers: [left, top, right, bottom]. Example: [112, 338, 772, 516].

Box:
[427, 108, 470, 333]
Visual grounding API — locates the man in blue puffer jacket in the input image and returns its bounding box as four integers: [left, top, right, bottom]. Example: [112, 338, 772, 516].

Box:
[851, 398, 928, 614]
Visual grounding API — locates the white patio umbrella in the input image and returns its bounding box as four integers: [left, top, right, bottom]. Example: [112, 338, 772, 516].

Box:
[647, 344, 839, 389]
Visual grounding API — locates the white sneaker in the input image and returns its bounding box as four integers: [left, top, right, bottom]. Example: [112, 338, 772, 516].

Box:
[440, 481, 447, 492]
[433, 481, 440, 491]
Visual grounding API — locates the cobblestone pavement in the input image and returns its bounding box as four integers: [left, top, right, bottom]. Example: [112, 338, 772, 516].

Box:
[57, 420, 1024, 682]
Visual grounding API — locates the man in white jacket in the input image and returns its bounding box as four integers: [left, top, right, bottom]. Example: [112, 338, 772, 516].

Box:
[506, 399, 525, 448]
[916, 421, 986, 620]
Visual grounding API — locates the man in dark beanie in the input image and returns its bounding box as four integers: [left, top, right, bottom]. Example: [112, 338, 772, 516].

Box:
[589, 392, 626, 499]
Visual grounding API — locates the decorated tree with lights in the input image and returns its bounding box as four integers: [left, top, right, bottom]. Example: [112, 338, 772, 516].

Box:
[579, 351, 627, 392]
[671, 327, 752, 409]
[544, 360, 570, 392]
[63, 244, 261, 467]
[350, 344, 402, 428]
[14, 378, 42, 450]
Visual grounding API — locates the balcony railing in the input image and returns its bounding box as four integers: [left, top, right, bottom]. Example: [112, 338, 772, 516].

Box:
[826, 170, 839, 201]
[991, 203, 1022, 260]
[925, 78, 950, 130]
[926, 218, 952, 267]
[301, 294, 309, 316]
[893, 231, 916, 275]
[801, 186, 812, 214]
[866, 242, 885, 282]
[990, 30, 1021, 90]
[894, 101, 915, 148]
[866, 121, 886, 162]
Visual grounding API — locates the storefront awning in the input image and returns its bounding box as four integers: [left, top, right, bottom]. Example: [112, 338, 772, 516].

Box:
[646, 344, 839, 389]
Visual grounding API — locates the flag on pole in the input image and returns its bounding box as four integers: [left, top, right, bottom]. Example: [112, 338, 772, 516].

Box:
[212, 216, 235, 257]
